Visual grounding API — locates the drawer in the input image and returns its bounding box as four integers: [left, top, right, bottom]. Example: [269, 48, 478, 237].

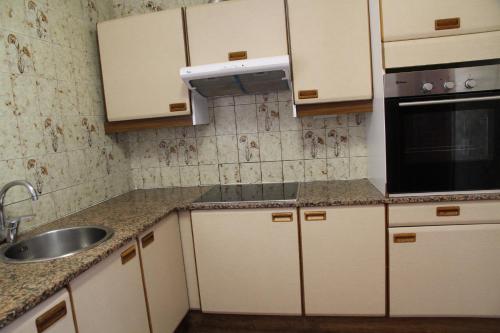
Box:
[383, 30, 500, 68]
[389, 200, 500, 227]
[381, 0, 500, 42]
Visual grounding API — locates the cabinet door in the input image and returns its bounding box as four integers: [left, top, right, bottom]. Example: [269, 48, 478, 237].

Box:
[138, 212, 189, 333]
[186, 0, 288, 65]
[288, 0, 372, 104]
[179, 210, 200, 309]
[390, 224, 500, 317]
[301, 206, 385, 315]
[3, 289, 76, 333]
[70, 241, 150, 333]
[97, 9, 190, 121]
[381, 0, 500, 42]
[191, 209, 301, 315]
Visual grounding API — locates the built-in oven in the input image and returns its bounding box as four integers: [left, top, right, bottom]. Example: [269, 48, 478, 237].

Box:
[385, 64, 500, 195]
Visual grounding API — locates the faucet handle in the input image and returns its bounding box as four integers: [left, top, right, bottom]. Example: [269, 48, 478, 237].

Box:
[4, 215, 35, 243]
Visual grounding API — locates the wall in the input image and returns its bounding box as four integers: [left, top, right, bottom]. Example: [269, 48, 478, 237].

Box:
[114, 0, 370, 189]
[0, 0, 130, 233]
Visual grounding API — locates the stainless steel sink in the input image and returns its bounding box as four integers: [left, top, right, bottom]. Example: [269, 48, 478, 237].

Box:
[0, 226, 114, 263]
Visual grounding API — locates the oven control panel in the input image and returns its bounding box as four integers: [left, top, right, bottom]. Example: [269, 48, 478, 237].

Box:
[385, 64, 500, 98]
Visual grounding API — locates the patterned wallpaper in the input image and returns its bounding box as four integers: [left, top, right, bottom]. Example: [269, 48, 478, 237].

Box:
[0, 0, 130, 233]
[115, 1, 369, 189]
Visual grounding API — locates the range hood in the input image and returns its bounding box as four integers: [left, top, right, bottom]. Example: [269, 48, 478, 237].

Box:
[180, 55, 292, 125]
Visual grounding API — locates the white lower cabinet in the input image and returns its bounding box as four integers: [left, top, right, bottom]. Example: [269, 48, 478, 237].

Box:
[3, 289, 76, 333]
[138, 212, 189, 333]
[191, 209, 302, 315]
[69, 241, 150, 333]
[390, 223, 500, 317]
[301, 206, 386, 316]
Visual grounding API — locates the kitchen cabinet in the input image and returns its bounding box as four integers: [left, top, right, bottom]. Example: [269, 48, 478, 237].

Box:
[3, 289, 76, 333]
[97, 8, 190, 123]
[381, 0, 500, 42]
[300, 206, 385, 316]
[381, 0, 500, 68]
[138, 212, 189, 333]
[70, 241, 150, 333]
[186, 0, 288, 66]
[191, 208, 301, 315]
[389, 223, 500, 317]
[389, 201, 500, 317]
[287, 0, 372, 109]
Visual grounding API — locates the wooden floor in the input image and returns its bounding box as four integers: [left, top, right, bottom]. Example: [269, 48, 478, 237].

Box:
[176, 311, 500, 333]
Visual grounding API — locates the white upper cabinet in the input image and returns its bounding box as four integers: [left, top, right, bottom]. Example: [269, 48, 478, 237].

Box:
[186, 0, 288, 65]
[287, 0, 372, 105]
[97, 9, 190, 122]
[381, 0, 500, 42]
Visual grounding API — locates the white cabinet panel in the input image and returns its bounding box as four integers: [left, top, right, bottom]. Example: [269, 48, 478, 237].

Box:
[70, 241, 150, 333]
[3, 289, 75, 333]
[139, 212, 189, 333]
[390, 224, 500, 317]
[288, 0, 372, 104]
[186, 0, 287, 65]
[98, 9, 190, 121]
[179, 210, 200, 309]
[389, 201, 500, 227]
[381, 0, 500, 42]
[301, 206, 385, 315]
[191, 209, 301, 315]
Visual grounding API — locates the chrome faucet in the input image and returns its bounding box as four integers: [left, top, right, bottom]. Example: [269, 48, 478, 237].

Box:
[0, 180, 38, 243]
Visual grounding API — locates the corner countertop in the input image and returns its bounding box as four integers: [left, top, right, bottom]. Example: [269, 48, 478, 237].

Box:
[2, 179, 499, 328]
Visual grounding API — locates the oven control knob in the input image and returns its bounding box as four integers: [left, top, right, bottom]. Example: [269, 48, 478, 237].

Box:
[422, 82, 433, 92]
[443, 81, 455, 90]
[465, 79, 477, 89]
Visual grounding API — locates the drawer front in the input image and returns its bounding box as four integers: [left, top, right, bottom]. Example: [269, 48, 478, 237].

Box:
[381, 0, 500, 42]
[389, 224, 500, 317]
[389, 200, 500, 227]
[383, 30, 500, 68]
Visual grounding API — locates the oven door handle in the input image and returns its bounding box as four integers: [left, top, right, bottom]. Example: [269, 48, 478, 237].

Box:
[398, 95, 500, 107]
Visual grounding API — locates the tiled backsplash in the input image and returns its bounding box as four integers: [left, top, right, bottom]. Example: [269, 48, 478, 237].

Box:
[0, 0, 130, 233]
[128, 92, 368, 188]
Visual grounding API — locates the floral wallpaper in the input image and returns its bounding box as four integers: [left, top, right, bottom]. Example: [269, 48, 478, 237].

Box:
[0, 0, 130, 233]
[114, 0, 370, 189]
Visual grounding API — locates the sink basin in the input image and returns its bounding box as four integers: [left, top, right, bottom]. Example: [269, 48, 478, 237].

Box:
[0, 226, 114, 263]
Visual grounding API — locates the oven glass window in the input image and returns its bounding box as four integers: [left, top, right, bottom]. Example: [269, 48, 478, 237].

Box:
[386, 93, 500, 194]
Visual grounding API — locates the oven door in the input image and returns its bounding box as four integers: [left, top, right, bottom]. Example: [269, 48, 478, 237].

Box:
[386, 91, 500, 195]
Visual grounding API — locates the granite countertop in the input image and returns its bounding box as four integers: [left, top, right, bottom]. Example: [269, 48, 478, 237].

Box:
[386, 192, 500, 204]
[2, 178, 499, 328]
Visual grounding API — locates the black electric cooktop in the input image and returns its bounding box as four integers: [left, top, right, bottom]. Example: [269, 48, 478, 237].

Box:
[195, 183, 299, 203]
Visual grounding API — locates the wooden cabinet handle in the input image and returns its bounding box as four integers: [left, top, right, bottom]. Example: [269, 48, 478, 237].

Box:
[272, 212, 293, 223]
[304, 211, 326, 221]
[35, 301, 67, 333]
[141, 231, 155, 248]
[170, 103, 187, 112]
[393, 233, 416, 243]
[436, 206, 460, 217]
[298, 90, 318, 99]
[435, 17, 460, 30]
[121, 245, 136, 265]
[228, 51, 247, 61]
